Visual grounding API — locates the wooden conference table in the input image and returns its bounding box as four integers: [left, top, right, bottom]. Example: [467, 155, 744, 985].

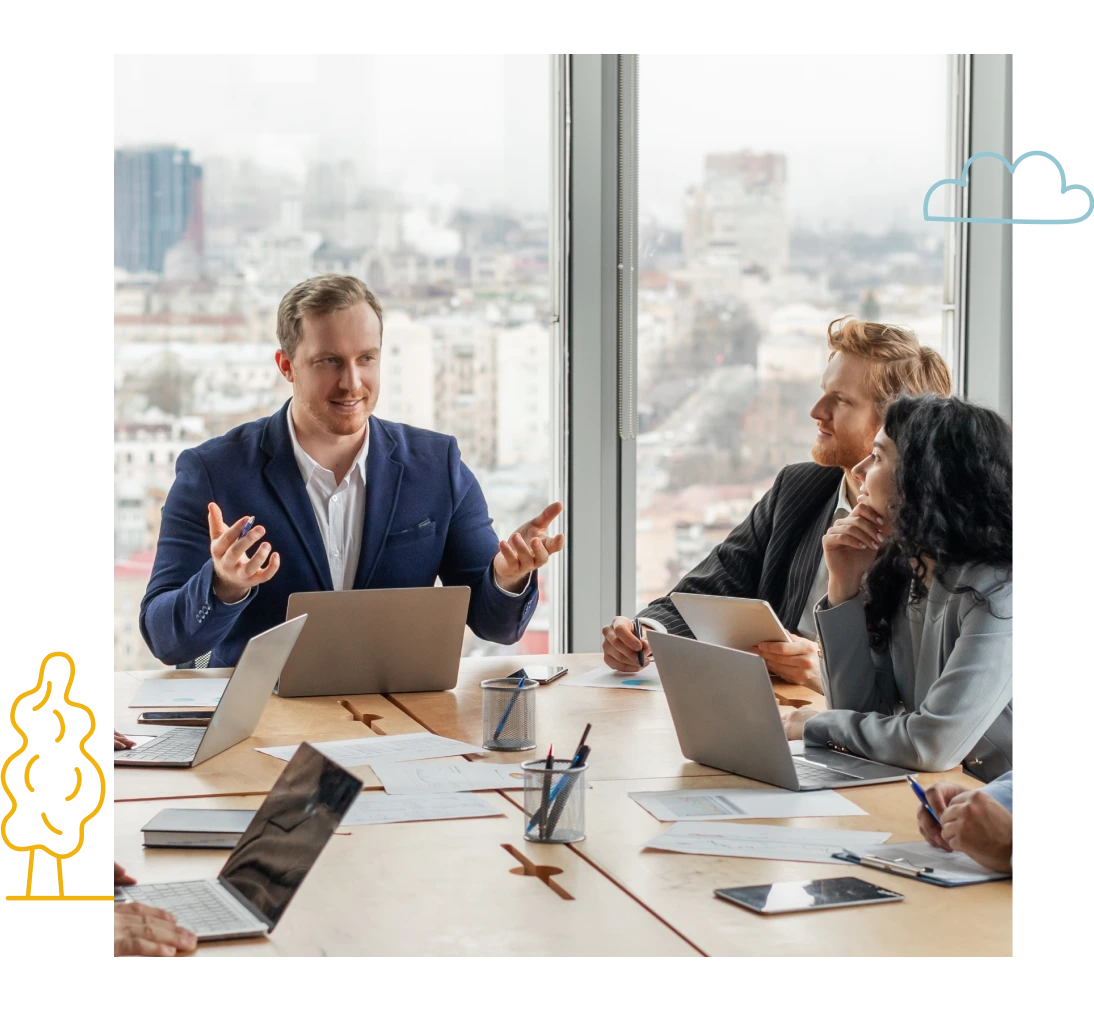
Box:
[114, 655, 1011, 956]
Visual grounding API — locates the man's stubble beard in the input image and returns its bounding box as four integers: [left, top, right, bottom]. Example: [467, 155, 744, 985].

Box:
[811, 434, 870, 473]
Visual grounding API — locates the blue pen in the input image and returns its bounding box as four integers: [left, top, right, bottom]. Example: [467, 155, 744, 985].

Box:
[240, 516, 256, 538]
[907, 776, 942, 826]
[492, 677, 526, 740]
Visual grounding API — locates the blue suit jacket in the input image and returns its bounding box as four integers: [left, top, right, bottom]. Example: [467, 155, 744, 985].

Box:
[139, 403, 538, 667]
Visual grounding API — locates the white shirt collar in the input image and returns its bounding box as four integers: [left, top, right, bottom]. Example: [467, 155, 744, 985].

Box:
[285, 399, 370, 486]
[834, 475, 854, 518]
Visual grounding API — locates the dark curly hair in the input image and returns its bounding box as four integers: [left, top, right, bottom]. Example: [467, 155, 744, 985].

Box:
[863, 393, 1012, 649]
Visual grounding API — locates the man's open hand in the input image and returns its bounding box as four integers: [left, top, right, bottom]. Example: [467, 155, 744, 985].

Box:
[493, 502, 564, 593]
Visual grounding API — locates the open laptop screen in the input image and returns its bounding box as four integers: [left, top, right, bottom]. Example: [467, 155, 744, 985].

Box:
[217, 743, 361, 929]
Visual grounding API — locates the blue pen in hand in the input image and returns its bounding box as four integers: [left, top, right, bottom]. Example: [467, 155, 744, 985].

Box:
[907, 776, 942, 827]
[492, 677, 526, 740]
[240, 516, 256, 539]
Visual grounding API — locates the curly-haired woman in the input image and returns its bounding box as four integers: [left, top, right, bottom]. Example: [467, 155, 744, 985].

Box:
[782, 393, 1012, 782]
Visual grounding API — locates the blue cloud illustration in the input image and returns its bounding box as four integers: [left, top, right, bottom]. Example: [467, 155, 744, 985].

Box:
[923, 150, 1093, 225]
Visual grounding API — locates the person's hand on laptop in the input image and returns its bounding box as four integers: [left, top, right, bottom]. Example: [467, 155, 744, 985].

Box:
[494, 501, 565, 594]
[749, 636, 822, 692]
[781, 706, 819, 740]
[601, 616, 653, 672]
[115, 861, 137, 886]
[115, 901, 197, 957]
[208, 502, 280, 603]
[114, 730, 135, 751]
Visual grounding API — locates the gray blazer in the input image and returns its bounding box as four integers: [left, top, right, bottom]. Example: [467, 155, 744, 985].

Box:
[803, 563, 1012, 783]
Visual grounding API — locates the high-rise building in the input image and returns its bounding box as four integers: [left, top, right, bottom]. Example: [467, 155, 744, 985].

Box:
[683, 151, 789, 278]
[115, 146, 204, 274]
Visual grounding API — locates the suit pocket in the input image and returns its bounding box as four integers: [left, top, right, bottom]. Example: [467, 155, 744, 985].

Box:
[384, 518, 437, 548]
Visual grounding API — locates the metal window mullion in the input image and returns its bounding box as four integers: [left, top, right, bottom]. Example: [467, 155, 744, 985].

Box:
[566, 54, 637, 652]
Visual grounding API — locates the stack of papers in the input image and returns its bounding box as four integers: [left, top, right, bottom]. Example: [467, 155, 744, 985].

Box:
[341, 792, 503, 826]
[372, 760, 526, 795]
[644, 822, 891, 863]
[560, 664, 663, 691]
[629, 788, 867, 822]
[254, 732, 482, 768]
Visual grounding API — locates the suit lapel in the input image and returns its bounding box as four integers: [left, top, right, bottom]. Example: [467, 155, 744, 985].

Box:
[780, 477, 841, 629]
[354, 417, 404, 589]
[261, 402, 333, 590]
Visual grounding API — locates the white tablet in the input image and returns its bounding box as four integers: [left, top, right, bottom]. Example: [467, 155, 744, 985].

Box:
[669, 593, 793, 651]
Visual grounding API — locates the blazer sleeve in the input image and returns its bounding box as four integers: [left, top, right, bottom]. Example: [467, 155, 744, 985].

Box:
[139, 449, 258, 666]
[437, 438, 537, 646]
[804, 585, 1013, 772]
[637, 470, 781, 635]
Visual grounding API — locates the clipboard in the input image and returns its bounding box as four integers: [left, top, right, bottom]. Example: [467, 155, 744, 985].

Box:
[834, 846, 1011, 887]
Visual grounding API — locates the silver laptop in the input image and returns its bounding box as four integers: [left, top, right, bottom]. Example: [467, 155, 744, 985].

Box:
[114, 615, 307, 769]
[278, 586, 471, 697]
[115, 744, 361, 941]
[647, 631, 912, 790]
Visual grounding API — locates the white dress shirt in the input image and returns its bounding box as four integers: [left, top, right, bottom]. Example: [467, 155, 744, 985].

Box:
[285, 402, 528, 598]
[795, 476, 853, 641]
[286, 401, 370, 591]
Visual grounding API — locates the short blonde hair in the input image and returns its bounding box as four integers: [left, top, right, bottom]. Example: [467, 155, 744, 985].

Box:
[826, 316, 952, 411]
[276, 274, 383, 358]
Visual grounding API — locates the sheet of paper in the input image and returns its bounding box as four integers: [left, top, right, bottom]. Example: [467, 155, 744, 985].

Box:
[629, 788, 868, 822]
[644, 822, 891, 863]
[560, 663, 662, 691]
[341, 791, 503, 826]
[371, 759, 526, 795]
[787, 740, 805, 756]
[254, 731, 483, 768]
[128, 676, 230, 708]
[857, 841, 1011, 883]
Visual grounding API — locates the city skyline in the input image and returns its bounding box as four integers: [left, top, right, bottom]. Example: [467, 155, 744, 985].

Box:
[116, 54, 948, 233]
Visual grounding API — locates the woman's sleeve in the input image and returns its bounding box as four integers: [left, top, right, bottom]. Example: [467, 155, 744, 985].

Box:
[804, 585, 1012, 771]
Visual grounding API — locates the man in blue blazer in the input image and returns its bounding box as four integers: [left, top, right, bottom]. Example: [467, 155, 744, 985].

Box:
[140, 274, 563, 668]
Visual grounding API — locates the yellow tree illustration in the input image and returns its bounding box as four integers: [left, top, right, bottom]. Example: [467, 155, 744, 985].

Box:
[2, 652, 109, 901]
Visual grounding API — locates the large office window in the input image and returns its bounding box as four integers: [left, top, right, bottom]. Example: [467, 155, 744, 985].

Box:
[114, 56, 554, 669]
[633, 55, 950, 613]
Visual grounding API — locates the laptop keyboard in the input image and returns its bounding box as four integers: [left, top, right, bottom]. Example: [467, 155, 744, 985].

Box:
[114, 727, 204, 764]
[793, 759, 858, 785]
[123, 880, 261, 937]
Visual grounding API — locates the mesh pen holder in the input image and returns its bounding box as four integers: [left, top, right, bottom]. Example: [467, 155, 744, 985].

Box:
[521, 758, 587, 844]
[481, 678, 538, 752]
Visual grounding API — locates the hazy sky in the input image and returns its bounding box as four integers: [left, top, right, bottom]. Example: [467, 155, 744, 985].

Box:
[115, 54, 948, 231]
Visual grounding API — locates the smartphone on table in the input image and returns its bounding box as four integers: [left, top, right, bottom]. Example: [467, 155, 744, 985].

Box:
[136, 710, 214, 727]
[714, 876, 903, 915]
[507, 666, 568, 685]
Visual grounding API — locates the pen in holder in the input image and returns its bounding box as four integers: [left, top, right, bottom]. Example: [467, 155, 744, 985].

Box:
[521, 758, 587, 843]
[481, 678, 538, 752]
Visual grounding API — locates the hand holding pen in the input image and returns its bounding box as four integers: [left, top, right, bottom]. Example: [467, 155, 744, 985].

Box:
[601, 616, 653, 673]
[208, 502, 280, 603]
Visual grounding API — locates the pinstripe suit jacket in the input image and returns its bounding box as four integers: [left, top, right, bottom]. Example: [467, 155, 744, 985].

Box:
[639, 462, 845, 635]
